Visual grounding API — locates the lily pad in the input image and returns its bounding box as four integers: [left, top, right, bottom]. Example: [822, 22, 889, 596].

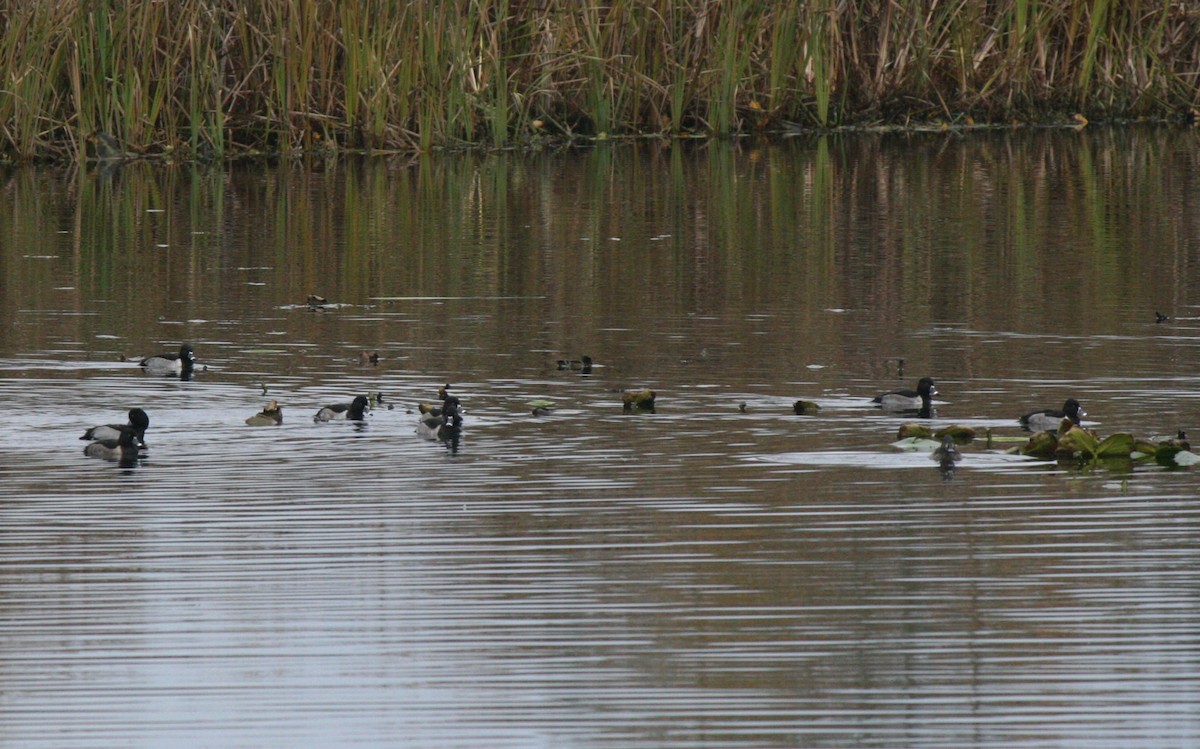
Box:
[793, 400, 821, 415]
[1095, 432, 1136, 458]
[897, 423, 933, 439]
[934, 425, 976, 442]
[892, 437, 942, 452]
[1020, 431, 1059, 458]
[1172, 450, 1200, 466]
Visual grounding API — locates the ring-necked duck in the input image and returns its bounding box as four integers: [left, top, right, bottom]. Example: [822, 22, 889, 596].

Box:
[81, 407, 149, 446]
[1019, 398, 1084, 433]
[140, 344, 196, 377]
[418, 396, 463, 441]
[313, 395, 369, 422]
[557, 355, 593, 373]
[246, 400, 283, 426]
[83, 426, 140, 462]
[873, 377, 937, 412]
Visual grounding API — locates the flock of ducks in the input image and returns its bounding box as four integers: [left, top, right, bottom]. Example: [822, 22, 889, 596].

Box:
[81, 343, 1110, 476]
[77, 345, 605, 465]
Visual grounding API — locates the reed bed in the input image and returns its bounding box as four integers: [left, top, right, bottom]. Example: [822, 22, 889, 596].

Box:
[2, 0, 1198, 161]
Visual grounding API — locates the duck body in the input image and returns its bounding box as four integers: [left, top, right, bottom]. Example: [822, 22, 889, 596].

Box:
[82, 408, 149, 446]
[417, 396, 463, 441]
[1019, 398, 1084, 432]
[313, 395, 369, 422]
[557, 355, 593, 373]
[873, 377, 937, 412]
[83, 427, 140, 462]
[932, 435, 963, 464]
[246, 400, 283, 426]
[140, 344, 196, 377]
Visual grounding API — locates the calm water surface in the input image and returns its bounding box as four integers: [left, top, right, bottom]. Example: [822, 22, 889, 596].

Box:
[3, 130, 1200, 747]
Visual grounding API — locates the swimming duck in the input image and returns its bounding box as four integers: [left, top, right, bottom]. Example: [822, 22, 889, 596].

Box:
[417, 384, 452, 417]
[313, 395, 369, 422]
[140, 344, 196, 377]
[1019, 398, 1084, 433]
[81, 408, 149, 447]
[873, 377, 937, 412]
[246, 400, 283, 426]
[83, 426, 140, 462]
[557, 355, 593, 373]
[358, 351, 379, 365]
[417, 396, 463, 441]
[307, 294, 328, 309]
[932, 435, 963, 465]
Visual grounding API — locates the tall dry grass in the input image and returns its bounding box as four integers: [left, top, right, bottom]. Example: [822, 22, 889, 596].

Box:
[1, 0, 1198, 161]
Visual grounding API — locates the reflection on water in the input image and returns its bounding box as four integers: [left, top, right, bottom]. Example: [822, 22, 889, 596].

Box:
[3, 129, 1200, 747]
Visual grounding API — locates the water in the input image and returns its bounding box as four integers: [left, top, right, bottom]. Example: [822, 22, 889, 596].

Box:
[3, 129, 1200, 747]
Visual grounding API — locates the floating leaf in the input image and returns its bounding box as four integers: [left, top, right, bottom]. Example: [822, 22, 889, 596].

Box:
[897, 423, 933, 439]
[1171, 450, 1200, 466]
[1095, 432, 1135, 458]
[793, 400, 820, 415]
[1021, 431, 1059, 458]
[1058, 426, 1099, 458]
[934, 425, 976, 442]
[892, 437, 942, 451]
[529, 399, 556, 408]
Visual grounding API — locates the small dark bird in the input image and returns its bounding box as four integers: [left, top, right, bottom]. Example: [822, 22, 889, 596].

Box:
[1156, 311, 1169, 323]
[359, 351, 379, 365]
[307, 295, 328, 309]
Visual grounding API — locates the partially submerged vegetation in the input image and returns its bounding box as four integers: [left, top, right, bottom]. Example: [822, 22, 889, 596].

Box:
[3, 1, 1200, 161]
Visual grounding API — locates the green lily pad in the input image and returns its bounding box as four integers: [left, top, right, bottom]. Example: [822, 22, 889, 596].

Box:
[897, 423, 933, 439]
[1095, 432, 1135, 458]
[1058, 426, 1099, 458]
[1020, 431, 1059, 458]
[934, 425, 976, 442]
[793, 400, 820, 415]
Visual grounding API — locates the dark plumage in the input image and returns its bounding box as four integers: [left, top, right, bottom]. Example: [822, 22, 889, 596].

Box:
[1019, 398, 1084, 433]
[313, 395, 369, 422]
[873, 377, 937, 412]
[140, 344, 196, 377]
[82, 408, 149, 447]
[83, 426, 140, 462]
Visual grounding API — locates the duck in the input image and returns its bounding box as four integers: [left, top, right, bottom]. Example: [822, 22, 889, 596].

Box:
[358, 350, 380, 365]
[313, 395, 369, 422]
[1019, 398, 1084, 433]
[81, 408, 149, 447]
[83, 426, 140, 462]
[418, 396, 463, 441]
[557, 355, 593, 373]
[307, 294, 328, 309]
[1156, 311, 1169, 323]
[873, 377, 937, 412]
[932, 435, 963, 465]
[140, 344, 196, 377]
[417, 384, 452, 417]
[246, 400, 283, 426]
